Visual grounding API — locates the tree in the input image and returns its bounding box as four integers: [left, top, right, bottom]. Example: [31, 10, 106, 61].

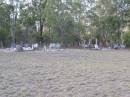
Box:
[31, 0, 48, 36]
[123, 31, 130, 47]
[0, 3, 11, 47]
[1, 0, 130, 48]
[85, 0, 127, 47]
[44, 0, 85, 47]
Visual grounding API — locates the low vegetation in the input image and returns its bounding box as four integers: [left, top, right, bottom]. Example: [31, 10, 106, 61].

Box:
[124, 31, 130, 48]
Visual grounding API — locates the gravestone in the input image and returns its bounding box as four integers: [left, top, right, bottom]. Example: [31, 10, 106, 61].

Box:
[16, 45, 23, 52]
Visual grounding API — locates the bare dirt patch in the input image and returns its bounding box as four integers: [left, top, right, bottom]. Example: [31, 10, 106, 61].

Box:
[0, 49, 130, 97]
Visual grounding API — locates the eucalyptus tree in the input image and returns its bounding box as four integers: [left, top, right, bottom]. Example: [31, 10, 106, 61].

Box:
[0, 2, 11, 47]
[85, 0, 123, 46]
[9, 0, 20, 46]
[44, 0, 86, 46]
[17, 0, 36, 43]
[28, 0, 48, 39]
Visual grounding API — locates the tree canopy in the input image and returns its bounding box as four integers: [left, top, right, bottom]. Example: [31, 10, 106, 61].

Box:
[0, 0, 130, 48]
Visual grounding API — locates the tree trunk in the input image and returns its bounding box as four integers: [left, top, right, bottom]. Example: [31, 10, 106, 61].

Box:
[0, 41, 3, 48]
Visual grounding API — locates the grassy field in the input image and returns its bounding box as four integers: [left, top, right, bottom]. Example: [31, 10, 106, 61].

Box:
[0, 49, 130, 97]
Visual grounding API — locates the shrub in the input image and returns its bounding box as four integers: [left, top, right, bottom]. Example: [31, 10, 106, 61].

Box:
[123, 31, 130, 48]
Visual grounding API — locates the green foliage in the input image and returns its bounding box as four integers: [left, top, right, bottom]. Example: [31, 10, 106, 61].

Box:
[0, 0, 130, 48]
[0, 28, 8, 40]
[44, 0, 85, 46]
[34, 32, 51, 44]
[0, 3, 11, 47]
[42, 32, 51, 44]
[51, 32, 61, 43]
[83, 32, 91, 41]
[123, 31, 130, 48]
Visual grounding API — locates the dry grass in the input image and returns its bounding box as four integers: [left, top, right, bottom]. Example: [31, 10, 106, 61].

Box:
[0, 49, 130, 97]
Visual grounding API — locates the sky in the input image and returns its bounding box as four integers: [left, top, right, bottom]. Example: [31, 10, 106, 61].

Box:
[5, 0, 32, 4]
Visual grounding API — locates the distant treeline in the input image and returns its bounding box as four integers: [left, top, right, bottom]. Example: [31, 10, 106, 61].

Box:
[0, 0, 130, 48]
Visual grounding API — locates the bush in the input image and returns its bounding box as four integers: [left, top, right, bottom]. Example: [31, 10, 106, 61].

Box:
[33, 32, 51, 44]
[123, 31, 130, 48]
